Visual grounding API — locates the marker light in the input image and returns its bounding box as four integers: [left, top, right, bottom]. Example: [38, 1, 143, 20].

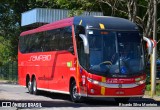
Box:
[101, 32, 108, 35]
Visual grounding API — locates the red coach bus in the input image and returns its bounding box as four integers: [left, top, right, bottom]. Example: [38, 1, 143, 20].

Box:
[18, 16, 153, 102]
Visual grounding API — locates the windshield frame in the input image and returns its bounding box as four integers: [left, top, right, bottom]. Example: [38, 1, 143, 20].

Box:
[85, 29, 145, 77]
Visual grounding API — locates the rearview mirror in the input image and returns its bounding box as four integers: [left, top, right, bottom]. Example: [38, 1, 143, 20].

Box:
[143, 37, 153, 55]
[79, 34, 89, 54]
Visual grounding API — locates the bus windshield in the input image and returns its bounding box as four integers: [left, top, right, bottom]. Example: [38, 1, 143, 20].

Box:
[87, 30, 144, 77]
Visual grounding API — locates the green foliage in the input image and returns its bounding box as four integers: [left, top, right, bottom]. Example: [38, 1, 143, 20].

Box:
[0, 3, 20, 64]
[146, 84, 151, 91]
[68, 9, 84, 17]
[54, 0, 101, 16]
[156, 84, 160, 91]
[0, 36, 12, 64]
[0, 0, 58, 64]
[146, 83, 160, 93]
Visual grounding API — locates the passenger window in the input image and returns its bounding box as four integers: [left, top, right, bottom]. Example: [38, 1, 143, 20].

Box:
[19, 26, 73, 53]
[64, 27, 73, 52]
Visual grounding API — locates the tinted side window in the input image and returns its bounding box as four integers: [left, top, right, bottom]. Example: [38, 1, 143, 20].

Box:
[43, 31, 52, 51]
[24, 35, 31, 53]
[64, 26, 73, 50]
[30, 33, 43, 52]
[28, 34, 37, 52]
[58, 28, 65, 50]
[19, 26, 73, 53]
[45, 29, 60, 51]
[54, 29, 61, 50]
[19, 36, 25, 53]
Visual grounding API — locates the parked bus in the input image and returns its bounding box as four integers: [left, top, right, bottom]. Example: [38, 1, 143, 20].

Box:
[18, 16, 153, 102]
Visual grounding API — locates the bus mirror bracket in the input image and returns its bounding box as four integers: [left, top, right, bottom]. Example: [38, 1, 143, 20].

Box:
[79, 34, 89, 54]
[143, 36, 153, 55]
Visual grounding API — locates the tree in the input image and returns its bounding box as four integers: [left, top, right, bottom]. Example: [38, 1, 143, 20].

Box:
[98, 0, 160, 36]
[0, 0, 59, 63]
[54, 0, 101, 16]
[0, 3, 19, 62]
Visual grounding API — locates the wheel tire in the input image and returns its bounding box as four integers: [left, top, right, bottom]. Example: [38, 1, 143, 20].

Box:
[32, 78, 38, 95]
[28, 81, 33, 94]
[70, 80, 83, 103]
[115, 98, 130, 103]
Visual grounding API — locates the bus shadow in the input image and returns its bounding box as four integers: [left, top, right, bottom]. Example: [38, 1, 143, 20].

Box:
[85, 97, 160, 107]
[32, 90, 160, 107]
[37, 90, 71, 101]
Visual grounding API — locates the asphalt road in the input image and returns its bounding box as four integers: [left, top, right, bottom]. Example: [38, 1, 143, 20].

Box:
[0, 83, 160, 110]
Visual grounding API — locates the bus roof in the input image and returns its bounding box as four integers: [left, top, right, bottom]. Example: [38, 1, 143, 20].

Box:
[20, 17, 73, 36]
[73, 16, 138, 31]
[20, 16, 138, 36]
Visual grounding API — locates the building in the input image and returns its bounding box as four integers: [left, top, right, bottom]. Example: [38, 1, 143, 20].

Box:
[21, 8, 103, 27]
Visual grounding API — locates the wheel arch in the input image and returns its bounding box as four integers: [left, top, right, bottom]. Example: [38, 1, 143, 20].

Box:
[31, 74, 36, 82]
[26, 74, 30, 88]
[69, 77, 76, 93]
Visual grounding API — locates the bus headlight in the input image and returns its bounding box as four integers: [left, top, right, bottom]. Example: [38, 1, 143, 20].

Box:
[87, 78, 99, 85]
[135, 80, 146, 85]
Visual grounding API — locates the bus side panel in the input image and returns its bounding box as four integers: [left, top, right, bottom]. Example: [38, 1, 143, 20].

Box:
[18, 52, 28, 86]
[48, 51, 76, 92]
[35, 52, 56, 89]
[18, 65, 26, 86]
[19, 52, 52, 89]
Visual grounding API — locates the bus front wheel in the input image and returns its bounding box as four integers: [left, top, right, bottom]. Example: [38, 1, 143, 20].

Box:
[70, 80, 83, 103]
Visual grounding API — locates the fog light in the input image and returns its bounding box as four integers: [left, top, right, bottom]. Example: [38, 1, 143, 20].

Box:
[90, 89, 94, 93]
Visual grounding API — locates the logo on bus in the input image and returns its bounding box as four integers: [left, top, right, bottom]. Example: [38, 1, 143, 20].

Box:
[29, 55, 51, 61]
